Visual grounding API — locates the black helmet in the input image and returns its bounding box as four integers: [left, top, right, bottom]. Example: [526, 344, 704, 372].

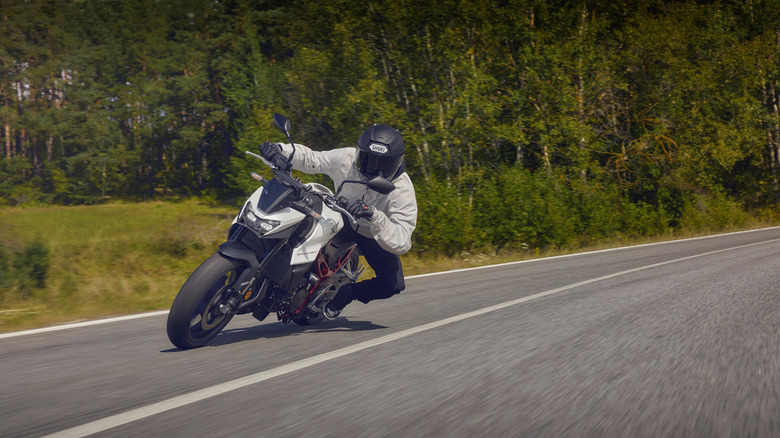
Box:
[355, 124, 405, 179]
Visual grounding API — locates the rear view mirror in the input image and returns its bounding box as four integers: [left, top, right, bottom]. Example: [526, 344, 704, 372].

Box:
[366, 176, 395, 195]
[273, 114, 291, 136]
[272, 114, 296, 162]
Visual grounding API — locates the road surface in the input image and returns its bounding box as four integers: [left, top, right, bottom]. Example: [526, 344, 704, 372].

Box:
[1, 228, 779, 437]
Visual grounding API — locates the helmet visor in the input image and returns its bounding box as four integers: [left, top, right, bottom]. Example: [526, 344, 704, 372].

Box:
[356, 149, 404, 179]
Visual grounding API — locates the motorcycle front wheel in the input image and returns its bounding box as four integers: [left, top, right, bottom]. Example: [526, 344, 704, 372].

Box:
[167, 253, 243, 349]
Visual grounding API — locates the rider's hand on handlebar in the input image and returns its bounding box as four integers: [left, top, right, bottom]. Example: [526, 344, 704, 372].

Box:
[346, 199, 375, 221]
[259, 141, 291, 170]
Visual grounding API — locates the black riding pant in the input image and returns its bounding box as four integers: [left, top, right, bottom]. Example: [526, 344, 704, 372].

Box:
[343, 226, 405, 303]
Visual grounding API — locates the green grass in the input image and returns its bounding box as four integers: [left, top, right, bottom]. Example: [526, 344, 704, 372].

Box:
[0, 200, 237, 332]
[0, 200, 776, 333]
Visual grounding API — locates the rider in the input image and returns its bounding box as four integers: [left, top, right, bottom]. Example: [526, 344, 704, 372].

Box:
[259, 123, 417, 318]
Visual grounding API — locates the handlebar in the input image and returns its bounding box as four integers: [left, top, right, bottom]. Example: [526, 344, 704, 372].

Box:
[245, 150, 305, 192]
[245, 150, 359, 227]
[245, 151, 273, 168]
[323, 196, 358, 228]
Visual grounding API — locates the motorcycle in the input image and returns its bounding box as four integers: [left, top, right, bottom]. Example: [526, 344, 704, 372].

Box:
[166, 114, 395, 349]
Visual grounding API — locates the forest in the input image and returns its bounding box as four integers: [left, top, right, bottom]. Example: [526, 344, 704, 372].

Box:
[2, 0, 780, 256]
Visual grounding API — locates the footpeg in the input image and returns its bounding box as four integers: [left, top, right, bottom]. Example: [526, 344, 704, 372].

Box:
[321, 303, 341, 321]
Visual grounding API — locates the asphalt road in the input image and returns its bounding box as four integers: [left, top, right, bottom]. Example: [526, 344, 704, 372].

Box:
[2, 228, 780, 437]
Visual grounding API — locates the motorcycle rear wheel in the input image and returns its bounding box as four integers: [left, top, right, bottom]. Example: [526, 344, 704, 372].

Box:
[167, 253, 243, 349]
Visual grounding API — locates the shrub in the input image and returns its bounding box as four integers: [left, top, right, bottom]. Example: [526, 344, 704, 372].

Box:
[13, 240, 51, 295]
[0, 243, 11, 290]
[680, 190, 752, 231]
[413, 178, 476, 257]
[473, 168, 580, 252]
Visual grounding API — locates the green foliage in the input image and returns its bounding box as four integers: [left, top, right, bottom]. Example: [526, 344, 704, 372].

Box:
[2, 0, 780, 256]
[12, 240, 51, 293]
[0, 243, 11, 290]
[473, 168, 573, 251]
[0, 240, 51, 300]
[0, 201, 239, 329]
[413, 178, 476, 257]
[412, 166, 676, 256]
[680, 190, 754, 231]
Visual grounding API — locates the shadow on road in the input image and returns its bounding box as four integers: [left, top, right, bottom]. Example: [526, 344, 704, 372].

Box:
[160, 318, 388, 352]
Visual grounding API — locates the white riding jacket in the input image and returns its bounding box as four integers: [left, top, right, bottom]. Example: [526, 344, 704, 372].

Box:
[278, 143, 417, 255]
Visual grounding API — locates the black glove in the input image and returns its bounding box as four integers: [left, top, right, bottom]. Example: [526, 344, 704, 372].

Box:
[347, 199, 375, 221]
[259, 141, 290, 170]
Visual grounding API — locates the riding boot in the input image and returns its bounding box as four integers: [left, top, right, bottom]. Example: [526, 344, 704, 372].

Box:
[324, 283, 355, 318]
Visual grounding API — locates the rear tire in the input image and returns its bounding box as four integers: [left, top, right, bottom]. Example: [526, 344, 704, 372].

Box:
[167, 253, 244, 349]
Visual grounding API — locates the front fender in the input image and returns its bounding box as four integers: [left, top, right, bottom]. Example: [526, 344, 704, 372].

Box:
[215, 241, 261, 292]
[218, 240, 260, 271]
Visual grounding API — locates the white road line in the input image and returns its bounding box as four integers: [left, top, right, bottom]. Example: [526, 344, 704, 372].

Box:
[0, 311, 169, 340]
[408, 225, 780, 279]
[43, 237, 780, 438]
[4, 226, 779, 340]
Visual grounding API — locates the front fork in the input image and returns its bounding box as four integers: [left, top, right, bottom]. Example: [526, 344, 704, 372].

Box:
[218, 276, 270, 316]
[215, 236, 285, 316]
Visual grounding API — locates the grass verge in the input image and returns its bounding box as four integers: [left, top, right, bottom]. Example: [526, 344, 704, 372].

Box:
[0, 200, 775, 333]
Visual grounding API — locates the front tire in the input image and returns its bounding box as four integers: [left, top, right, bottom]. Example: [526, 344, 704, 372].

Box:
[167, 253, 244, 349]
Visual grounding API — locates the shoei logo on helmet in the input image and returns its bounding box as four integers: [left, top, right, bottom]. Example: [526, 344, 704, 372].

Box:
[368, 143, 389, 154]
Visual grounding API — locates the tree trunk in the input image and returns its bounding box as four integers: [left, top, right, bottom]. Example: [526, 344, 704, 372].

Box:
[576, 1, 588, 182]
[46, 135, 53, 162]
[200, 119, 209, 189]
[20, 128, 28, 159]
[766, 81, 780, 190]
[4, 122, 10, 159]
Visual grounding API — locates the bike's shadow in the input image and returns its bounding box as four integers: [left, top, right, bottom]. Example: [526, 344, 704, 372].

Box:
[207, 318, 387, 348]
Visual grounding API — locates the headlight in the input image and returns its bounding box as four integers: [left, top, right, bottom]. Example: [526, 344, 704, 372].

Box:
[243, 203, 280, 234]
